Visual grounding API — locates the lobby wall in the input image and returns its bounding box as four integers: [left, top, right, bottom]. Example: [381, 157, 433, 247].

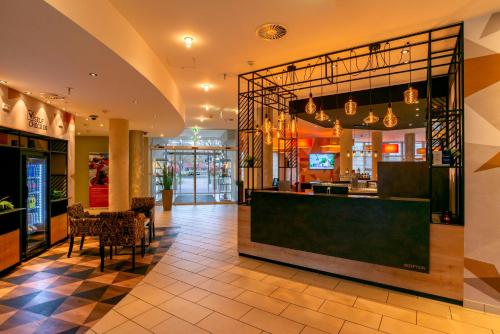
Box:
[75, 136, 109, 208]
[464, 12, 500, 312]
[0, 85, 76, 204]
[299, 137, 340, 182]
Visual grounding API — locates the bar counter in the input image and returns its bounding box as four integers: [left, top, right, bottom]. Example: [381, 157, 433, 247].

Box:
[238, 191, 464, 301]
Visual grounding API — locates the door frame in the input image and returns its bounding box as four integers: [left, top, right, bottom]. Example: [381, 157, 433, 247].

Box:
[152, 146, 237, 205]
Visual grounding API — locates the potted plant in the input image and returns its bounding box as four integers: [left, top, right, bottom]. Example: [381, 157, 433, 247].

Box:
[158, 164, 173, 211]
[245, 156, 257, 167]
[0, 197, 14, 212]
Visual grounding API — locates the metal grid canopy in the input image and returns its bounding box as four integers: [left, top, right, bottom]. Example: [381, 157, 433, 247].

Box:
[238, 23, 464, 223]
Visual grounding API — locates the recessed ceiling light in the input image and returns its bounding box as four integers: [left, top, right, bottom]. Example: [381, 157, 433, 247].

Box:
[201, 83, 211, 92]
[77, 132, 81, 135]
[0, 80, 7, 84]
[89, 72, 98, 77]
[184, 36, 194, 48]
[416, 107, 420, 111]
[85, 117, 89, 121]
[99, 123, 104, 127]
[24, 91, 32, 95]
[409, 123, 413, 127]
[160, 133, 164, 137]
[416, 113, 420, 117]
[401, 49, 409, 54]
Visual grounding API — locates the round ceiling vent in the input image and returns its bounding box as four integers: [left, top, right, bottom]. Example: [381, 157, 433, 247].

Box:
[256, 23, 287, 40]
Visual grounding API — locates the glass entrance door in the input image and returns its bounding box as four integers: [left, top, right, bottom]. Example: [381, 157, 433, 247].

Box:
[153, 147, 237, 205]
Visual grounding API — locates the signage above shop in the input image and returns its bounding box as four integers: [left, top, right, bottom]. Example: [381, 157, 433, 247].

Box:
[27, 109, 47, 131]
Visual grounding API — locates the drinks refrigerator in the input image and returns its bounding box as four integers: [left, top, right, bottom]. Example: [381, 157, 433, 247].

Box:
[22, 154, 49, 257]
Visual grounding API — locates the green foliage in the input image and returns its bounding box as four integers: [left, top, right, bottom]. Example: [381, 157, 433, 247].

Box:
[244, 156, 257, 167]
[157, 164, 173, 190]
[51, 189, 64, 200]
[0, 197, 14, 212]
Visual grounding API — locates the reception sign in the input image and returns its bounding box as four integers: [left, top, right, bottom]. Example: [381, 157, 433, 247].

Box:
[89, 152, 109, 207]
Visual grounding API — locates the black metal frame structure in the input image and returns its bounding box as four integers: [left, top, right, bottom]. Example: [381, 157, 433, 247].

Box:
[238, 23, 464, 224]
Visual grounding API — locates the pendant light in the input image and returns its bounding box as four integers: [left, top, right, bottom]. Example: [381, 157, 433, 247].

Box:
[345, 50, 357, 115]
[305, 66, 317, 114]
[314, 64, 330, 121]
[264, 130, 273, 145]
[290, 115, 297, 136]
[315, 109, 330, 121]
[332, 64, 343, 138]
[263, 112, 272, 134]
[404, 42, 419, 104]
[363, 67, 379, 124]
[383, 46, 398, 128]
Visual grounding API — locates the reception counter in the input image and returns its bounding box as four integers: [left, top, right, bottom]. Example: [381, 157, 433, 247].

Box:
[238, 191, 464, 301]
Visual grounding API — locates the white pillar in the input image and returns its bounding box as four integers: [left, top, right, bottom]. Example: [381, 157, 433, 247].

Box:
[109, 119, 129, 211]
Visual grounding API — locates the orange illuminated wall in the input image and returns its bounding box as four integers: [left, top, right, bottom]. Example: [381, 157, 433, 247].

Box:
[298, 137, 340, 183]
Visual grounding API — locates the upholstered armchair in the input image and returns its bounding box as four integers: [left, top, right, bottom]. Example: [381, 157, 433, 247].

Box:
[67, 203, 102, 257]
[98, 211, 146, 271]
[131, 197, 155, 245]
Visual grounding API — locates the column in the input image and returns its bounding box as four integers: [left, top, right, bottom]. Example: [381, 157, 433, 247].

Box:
[109, 119, 129, 211]
[404, 133, 416, 161]
[371, 131, 382, 180]
[129, 130, 144, 199]
[142, 136, 151, 197]
[339, 129, 353, 178]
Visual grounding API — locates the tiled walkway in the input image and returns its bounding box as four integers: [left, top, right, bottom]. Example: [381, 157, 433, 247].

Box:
[0, 227, 177, 333]
[89, 205, 500, 334]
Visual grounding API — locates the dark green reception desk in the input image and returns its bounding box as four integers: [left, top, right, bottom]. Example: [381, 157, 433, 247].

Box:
[251, 191, 430, 273]
[238, 191, 464, 300]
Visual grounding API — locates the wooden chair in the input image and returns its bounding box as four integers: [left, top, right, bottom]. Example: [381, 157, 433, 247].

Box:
[67, 203, 101, 257]
[131, 197, 155, 245]
[98, 211, 146, 271]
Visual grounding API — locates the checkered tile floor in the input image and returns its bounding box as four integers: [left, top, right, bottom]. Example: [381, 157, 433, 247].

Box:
[0, 227, 178, 333]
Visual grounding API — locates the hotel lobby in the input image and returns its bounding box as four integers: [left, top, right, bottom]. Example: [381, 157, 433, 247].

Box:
[1, 1, 500, 333]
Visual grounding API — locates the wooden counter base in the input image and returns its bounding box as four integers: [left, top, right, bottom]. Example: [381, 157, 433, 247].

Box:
[238, 205, 464, 301]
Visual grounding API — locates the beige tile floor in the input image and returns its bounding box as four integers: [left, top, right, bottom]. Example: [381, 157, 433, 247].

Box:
[89, 205, 500, 334]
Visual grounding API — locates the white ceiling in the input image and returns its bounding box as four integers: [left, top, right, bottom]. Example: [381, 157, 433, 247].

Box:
[1, 1, 500, 137]
[111, 0, 500, 132]
[0, 0, 184, 137]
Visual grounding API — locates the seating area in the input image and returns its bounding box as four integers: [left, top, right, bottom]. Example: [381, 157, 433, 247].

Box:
[67, 197, 155, 272]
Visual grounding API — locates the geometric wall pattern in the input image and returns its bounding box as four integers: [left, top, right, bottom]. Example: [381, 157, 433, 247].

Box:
[464, 11, 500, 312]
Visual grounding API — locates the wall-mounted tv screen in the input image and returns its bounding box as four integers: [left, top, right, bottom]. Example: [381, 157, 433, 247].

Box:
[309, 153, 334, 170]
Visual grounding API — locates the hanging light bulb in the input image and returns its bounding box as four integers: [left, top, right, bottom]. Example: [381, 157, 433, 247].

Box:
[364, 109, 379, 124]
[278, 119, 284, 131]
[383, 103, 398, 128]
[264, 131, 273, 145]
[278, 110, 286, 122]
[404, 86, 419, 104]
[404, 42, 419, 104]
[332, 119, 343, 138]
[345, 97, 357, 116]
[263, 113, 272, 133]
[384, 51, 398, 128]
[345, 51, 357, 115]
[315, 108, 330, 121]
[374, 151, 378, 158]
[305, 93, 316, 114]
[347, 152, 351, 158]
[290, 116, 297, 136]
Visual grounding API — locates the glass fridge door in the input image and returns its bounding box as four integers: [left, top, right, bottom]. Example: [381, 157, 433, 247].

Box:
[26, 157, 48, 253]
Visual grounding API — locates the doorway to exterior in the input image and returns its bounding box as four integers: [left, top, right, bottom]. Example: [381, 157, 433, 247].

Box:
[153, 146, 237, 205]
